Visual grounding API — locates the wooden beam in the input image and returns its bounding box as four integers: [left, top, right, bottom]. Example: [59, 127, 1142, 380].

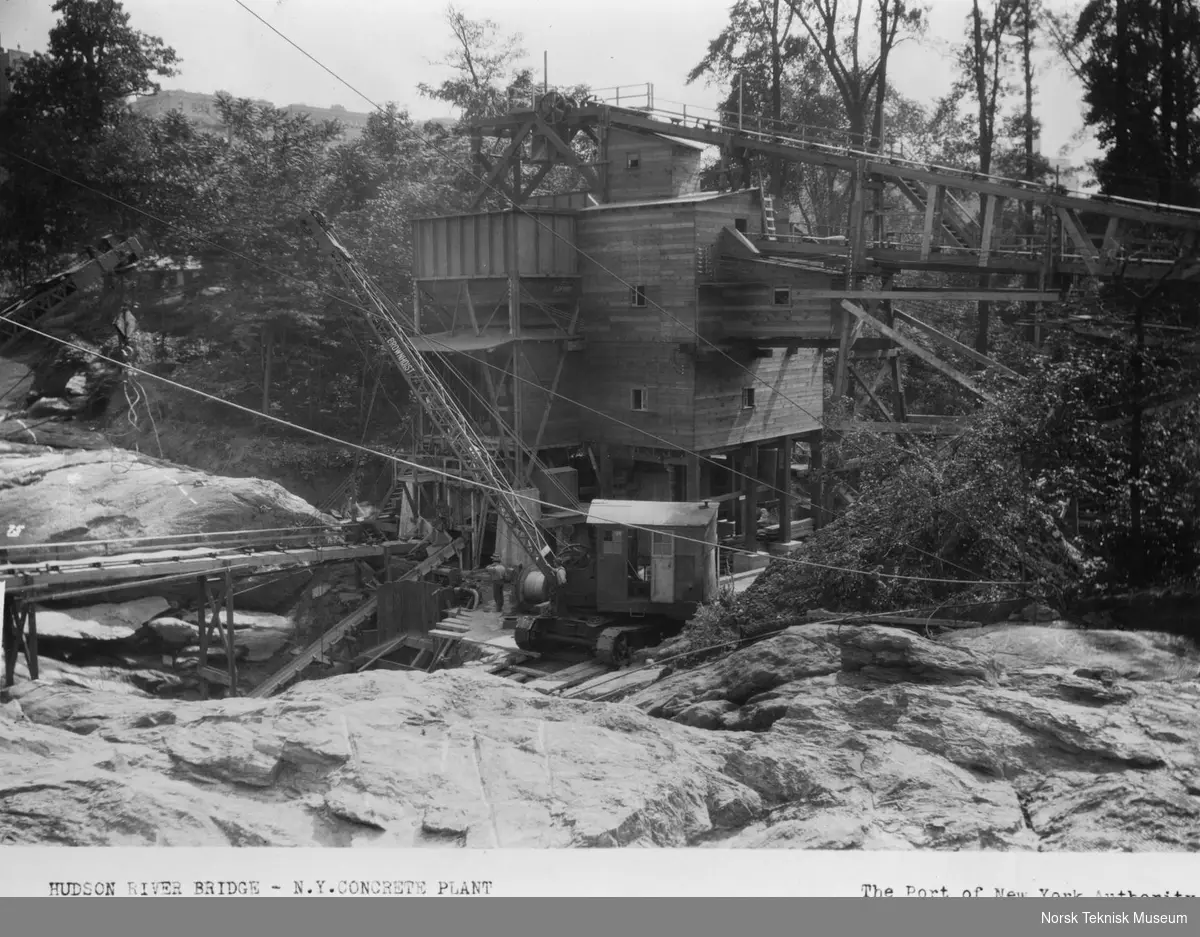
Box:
[519, 161, 554, 202]
[472, 109, 1200, 230]
[921, 183, 941, 261]
[775, 436, 792, 543]
[840, 301, 998, 404]
[978, 195, 1002, 267]
[469, 119, 536, 209]
[248, 538, 464, 699]
[830, 421, 964, 436]
[787, 289, 1062, 302]
[1056, 207, 1102, 276]
[1101, 216, 1123, 262]
[532, 117, 601, 193]
[892, 307, 1020, 379]
[525, 346, 568, 480]
[849, 362, 894, 422]
[742, 443, 758, 552]
[832, 301, 856, 398]
[463, 281, 481, 336]
[3, 543, 395, 593]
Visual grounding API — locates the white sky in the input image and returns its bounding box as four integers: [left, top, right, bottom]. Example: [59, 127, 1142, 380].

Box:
[1, 0, 1096, 162]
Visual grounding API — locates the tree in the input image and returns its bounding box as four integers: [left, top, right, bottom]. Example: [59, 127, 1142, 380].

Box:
[1055, 0, 1200, 205]
[0, 0, 180, 279]
[688, 0, 807, 198]
[782, 0, 926, 151]
[416, 4, 534, 123]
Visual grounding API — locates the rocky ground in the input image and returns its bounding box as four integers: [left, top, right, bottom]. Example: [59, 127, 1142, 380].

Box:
[2, 619, 1197, 849]
[0, 440, 335, 550]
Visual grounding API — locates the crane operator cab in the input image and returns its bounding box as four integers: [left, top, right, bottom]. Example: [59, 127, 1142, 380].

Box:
[512, 500, 719, 666]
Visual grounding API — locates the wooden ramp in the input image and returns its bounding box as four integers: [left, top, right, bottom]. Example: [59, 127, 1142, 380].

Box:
[248, 538, 464, 698]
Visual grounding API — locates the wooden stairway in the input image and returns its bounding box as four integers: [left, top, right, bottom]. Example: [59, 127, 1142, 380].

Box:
[891, 177, 978, 251]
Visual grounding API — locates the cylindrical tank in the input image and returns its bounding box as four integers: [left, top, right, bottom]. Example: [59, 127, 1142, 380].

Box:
[518, 568, 552, 604]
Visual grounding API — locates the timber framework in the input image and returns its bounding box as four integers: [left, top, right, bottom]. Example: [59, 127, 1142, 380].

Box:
[388, 83, 1200, 567]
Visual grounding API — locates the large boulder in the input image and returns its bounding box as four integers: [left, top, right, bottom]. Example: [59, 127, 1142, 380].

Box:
[0, 443, 335, 551]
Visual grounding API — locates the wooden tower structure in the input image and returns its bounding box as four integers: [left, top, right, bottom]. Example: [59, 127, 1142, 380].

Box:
[392, 85, 1200, 567]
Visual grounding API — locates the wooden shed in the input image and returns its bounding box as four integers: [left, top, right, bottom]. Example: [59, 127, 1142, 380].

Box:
[584, 499, 718, 618]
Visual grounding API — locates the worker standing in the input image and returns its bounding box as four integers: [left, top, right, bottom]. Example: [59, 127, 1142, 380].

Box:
[486, 554, 508, 612]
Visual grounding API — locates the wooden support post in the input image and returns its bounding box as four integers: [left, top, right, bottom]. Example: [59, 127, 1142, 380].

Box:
[841, 301, 998, 404]
[920, 183, 942, 261]
[847, 159, 867, 281]
[531, 117, 602, 193]
[23, 604, 38, 681]
[978, 195, 1002, 267]
[809, 433, 825, 530]
[849, 362, 894, 422]
[892, 307, 1020, 379]
[832, 302, 855, 398]
[775, 436, 793, 543]
[2, 597, 16, 689]
[469, 119, 535, 209]
[1056, 207, 1101, 276]
[1101, 216, 1123, 263]
[0, 593, 34, 688]
[508, 268, 523, 482]
[742, 443, 759, 553]
[223, 568, 237, 697]
[196, 576, 209, 700]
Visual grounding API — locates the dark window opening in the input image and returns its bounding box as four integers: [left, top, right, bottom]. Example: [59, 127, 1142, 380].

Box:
[773, 287, 790, 305]
[631, 388, 647, 411]
[741, 387, 756, 409]
[626, 153, 640, 169]
[630, 285, 647, 307]
[734, 218, 748, 233]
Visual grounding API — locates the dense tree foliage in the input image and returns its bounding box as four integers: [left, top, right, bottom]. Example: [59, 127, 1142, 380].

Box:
[1055, 0, 1200, 204]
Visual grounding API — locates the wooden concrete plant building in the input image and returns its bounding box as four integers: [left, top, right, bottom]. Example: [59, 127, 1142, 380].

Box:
[405, 123, 834, 560]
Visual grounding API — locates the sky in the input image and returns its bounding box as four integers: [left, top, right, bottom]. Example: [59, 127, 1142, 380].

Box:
[0, 0, 1098, 163]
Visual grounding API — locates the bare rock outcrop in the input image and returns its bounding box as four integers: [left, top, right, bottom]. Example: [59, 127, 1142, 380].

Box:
[0, 443, 335, 553]
[1, 622, 1197, 850]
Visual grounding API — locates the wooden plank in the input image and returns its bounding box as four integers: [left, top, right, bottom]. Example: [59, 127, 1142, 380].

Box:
[469, 119, 534, 209]
[1101, 216, 1123, 261]
[978, 195, 1001, 267]
[921, 183, 939, 260]
[784, 289, 1061, 302]
[840, 301, 998, 404]
[248, 538, 464, 698]
[848, 363, 893, 422]
[2, 542, 393, 592]
[354, 635, 410, 672]
[198, 665, 232, 686]
[892, 308, 1020, 379]
[830, 421, 964, 436]
[1056, 207, 1102, 276]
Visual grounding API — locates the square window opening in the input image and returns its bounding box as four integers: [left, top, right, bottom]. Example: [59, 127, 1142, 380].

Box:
[741, 387, 756, 409]
[773, 287, 791, 305]
[630, 285, 647, 307]
[626, 153, 640, 169]
[734, 218, 748, 233]
[631, 388, 647, 411]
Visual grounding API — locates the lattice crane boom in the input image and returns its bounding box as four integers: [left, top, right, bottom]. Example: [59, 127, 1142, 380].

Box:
[299, 209, 560, 590]
[0, 235, 143, 348]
